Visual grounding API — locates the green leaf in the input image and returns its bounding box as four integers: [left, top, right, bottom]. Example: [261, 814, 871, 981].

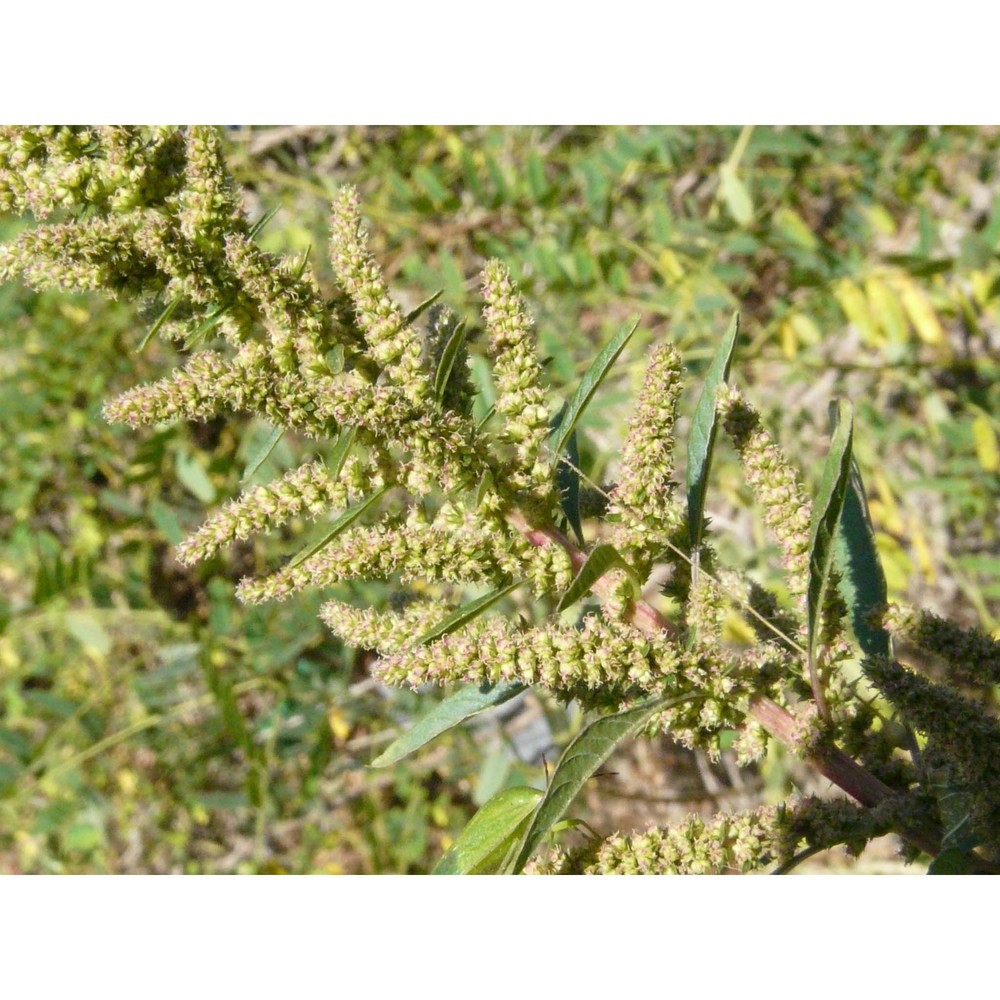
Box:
[148, 499, 184, 544]
[182, 307, 228, 351]
[555, 543, 637, 614]
[241, 424, 284, 483]
[928, 848, 979, 875]
[433, 787, 542, 874]
[719, 164, 754, 225]
[807, 399, 854, 670]
[175, 451, 216, 504]
[404, 289, 443, 324]
[550, 402, 584, 545]
[510, 693, 691, 872]
[372, 681, 524, 768]
[287, 486, 387, 569]
[433, 318, 469, 404]
[412, 579, 526, 647]
[556, 428, 585, 546]
[328, 427, 356, 478]
[834, 457, 890, 660]
[414, 165, 450, 205]
[248, 205, 281, 240]
[139, 297, 179, 352]
[65, 611, 112, 657]
[324, 344, 345, 374]
[686, 312, 740, 560]
[550, 315, 641, 457]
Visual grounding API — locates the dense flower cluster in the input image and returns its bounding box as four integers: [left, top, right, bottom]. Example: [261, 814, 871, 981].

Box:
[531, 796, 899, 874]
[864, 656, 1000, 856]
[481, 260, 556, 512]
[717, 384, 813, 598]
[608, 344, 685, 567]
[6, 126, 998, 874]
[883, 603, 1000, 688]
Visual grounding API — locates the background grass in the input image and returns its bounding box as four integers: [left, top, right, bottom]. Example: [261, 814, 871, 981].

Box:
[1, 125, 997, 872]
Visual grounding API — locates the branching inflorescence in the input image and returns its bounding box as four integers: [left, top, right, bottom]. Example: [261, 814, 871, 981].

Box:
[3, 126, 999, 874]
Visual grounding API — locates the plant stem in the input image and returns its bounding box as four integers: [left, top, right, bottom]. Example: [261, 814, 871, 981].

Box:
[505, 508, 997, 869]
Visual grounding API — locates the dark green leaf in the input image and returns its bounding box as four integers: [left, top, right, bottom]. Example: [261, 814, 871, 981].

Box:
[550, 402, 584, 545]
[241, 424, 284, 483]
[139, 297, 179, 352]
[433, 318, 469, 404]
[510, 693, 692, 872]
[687, 312, 739, 560]
[182, 307, 228, 351]
[287, 487, 387, 569]
[404, 289, 443, 324]
[928, 848, 979, 874]
[372, 681, 524, 768]
[293, 244, 312, 280]
[328, 427, 356, 478]
[550, 315, 641, 457]
[807, 399, 854, 669]
[248, 205, 280, 240]
[834, 458, 890, 660]
[556, 428, 585, 545]
[433, 787, 542, 874]
[412, 579, 526, 647]
[556, 544, 637, 613]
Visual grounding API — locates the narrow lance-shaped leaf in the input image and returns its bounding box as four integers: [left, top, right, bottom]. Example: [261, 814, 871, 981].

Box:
[405, 288, 444, 325]
[327, 426, 356, 478]
[241, 424, 285, 483]
[687, 312, 739, 567]
[248, 205, 281, 240]
[183, 306, 228, 351]
[433, 787, 542, 874]
[287, 486, 387, 569]
[371, 581, 528, 767]
[139, 296, 180, 352]
[433, 317, 469, 404]
[834, 454, 890, 660]
[556, 543, 639, 614]
[550, 402, 584, 546]
[412, 578, 526, 647]
[373, 681, 524, 768]
[550, 315, 641, 457]
[807, 398, 854, 674]
[509, 693, 694, 872]
[556, 428, 585, 545]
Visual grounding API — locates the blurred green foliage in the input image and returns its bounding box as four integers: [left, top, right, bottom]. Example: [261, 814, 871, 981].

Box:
[2, 126, 998, 872]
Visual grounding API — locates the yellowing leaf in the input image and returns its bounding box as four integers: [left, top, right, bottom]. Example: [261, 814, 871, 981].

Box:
[872, 469, 904, 534]
[780, 319, 797, 360]
[972, 414, 1000, 472]
[658, 248, 685, 280]
[788, 313, 821, 346]
[864, 276, 909, 344]
[835, 278, 880, 346]
[327, 707, 351, 743]
[907, 515, 937, 583]
[892, 273, 946, 347]
[875, 532, 912, 594]
[775, 208, 819, 250]
[719, 165, 754, 226]
[865, 204, 897, 235]
[971, 269, 996, 307]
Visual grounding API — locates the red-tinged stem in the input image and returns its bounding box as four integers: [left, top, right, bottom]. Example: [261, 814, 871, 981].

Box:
[506, 507, 995, 867]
